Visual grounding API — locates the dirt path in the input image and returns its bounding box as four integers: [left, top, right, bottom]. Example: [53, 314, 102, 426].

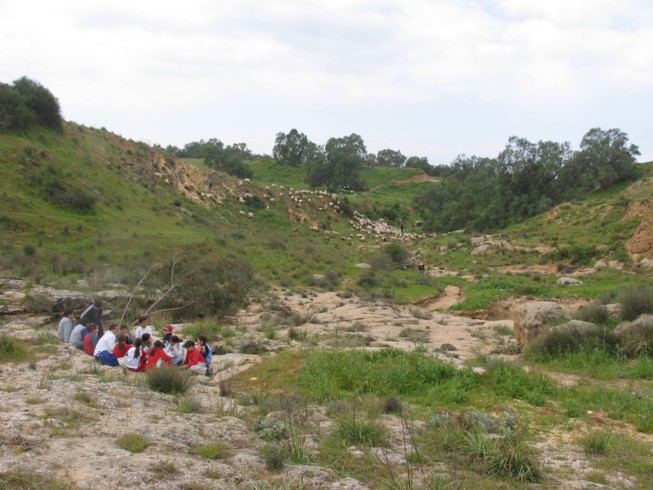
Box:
[416, 285, 464, 311]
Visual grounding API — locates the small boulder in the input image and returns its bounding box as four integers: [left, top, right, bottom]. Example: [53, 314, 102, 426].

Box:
[513, 301, 571, 347]
[557, 276, 583, 286]
[354, 263, 373, 269]
[613, 314, 653, 338]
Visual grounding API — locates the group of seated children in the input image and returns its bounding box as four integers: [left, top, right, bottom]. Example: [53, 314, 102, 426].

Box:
[59, 312, 213, 377]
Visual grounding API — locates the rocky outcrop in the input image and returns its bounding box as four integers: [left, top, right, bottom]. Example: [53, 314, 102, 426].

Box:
[513, 301, 571, 347]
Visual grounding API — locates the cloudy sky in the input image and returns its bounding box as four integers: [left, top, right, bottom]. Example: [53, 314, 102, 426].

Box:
[1, 0, 651, 163]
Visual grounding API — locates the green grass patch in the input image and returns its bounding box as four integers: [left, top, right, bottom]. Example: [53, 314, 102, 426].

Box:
[0, 335, 28, 362]
[117, 432, 150, 453]
[195, 442, 231, 460]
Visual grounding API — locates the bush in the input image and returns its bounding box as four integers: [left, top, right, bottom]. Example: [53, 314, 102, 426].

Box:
[525, 326, 617, 358]
[619, 285, 653, 321]
[12, 76, 63, 132]
[195, 442, 230, 460]
[0, 335, 28, 362]
[579, 430, 612, 456]
[261, 443, 286, 470]
[336, 415, 387, 446]
[0, 82, 33, 130]
[384, 243, 410, 265]
[117, 433, 150, 453]
[146, 365, 194, 394]
[574, 302, 609, 324]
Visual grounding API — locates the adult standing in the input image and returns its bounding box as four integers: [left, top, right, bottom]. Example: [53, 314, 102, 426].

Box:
[80, 300, 104, 338]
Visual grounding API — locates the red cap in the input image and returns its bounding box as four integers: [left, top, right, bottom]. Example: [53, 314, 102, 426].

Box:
[163, 325, 173, 332]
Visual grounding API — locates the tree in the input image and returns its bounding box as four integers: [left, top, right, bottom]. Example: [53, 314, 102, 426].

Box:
[307, 133, 366, 190]
[273, 129, 310, 166]
[12, 76, 63, 132]
[376, 148, 406, 167]
[0, 82, 33, 130]
[205, 142, 253, 179]
[497, 136, 572, 218]
[569, 128, 641, 191]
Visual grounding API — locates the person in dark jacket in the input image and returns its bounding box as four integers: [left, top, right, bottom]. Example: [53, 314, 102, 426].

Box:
[80, 300, 104, 337]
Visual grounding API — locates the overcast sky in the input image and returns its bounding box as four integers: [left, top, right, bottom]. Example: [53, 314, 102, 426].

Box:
[1, 0, 651, 164]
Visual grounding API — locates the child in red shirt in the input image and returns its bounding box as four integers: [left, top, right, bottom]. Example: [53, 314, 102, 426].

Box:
[182, 340, 207, 375]
[146, 340, 172, 370]
[82, 324, 99, 356]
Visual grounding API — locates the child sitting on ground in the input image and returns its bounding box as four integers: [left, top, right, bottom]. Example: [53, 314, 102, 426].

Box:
[82, 323, 99, 356]
[146, 340, 172, 370]
[124, 338, 147, 372]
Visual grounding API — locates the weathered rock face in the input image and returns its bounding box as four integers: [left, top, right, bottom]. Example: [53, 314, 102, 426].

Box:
[627, 208, 653, 257]
[513, 301, 571, 347]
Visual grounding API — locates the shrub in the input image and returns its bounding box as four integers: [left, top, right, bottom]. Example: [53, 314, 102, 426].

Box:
[177, 396, 202, 413]
[261, 443, 287, 470]
[580, 430, 612, 456]
[12, 76, 63, 132]
[574, 302, 609, 324]
[0, 335, 27, 362]
[487, 438, 544, 482]
[195, 442, 231, 460]
[336, 415, 387, 446]
[0, 82, 33, 129]
[117, 433, 150, 453]
[253, 418, 289, 441]
[384, 243, 410, 265]
[146, 365, 194, 394]
[239, 338, 268, 355]
[525, 326, 617, 358]
[382, 396, 403, 414]
[619, 285, 653, 321]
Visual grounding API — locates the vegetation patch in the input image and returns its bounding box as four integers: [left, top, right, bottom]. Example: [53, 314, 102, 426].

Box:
[146, 365, 194, 394]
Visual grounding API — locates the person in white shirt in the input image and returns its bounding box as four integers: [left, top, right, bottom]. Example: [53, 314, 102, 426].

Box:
[134, 315, 153, 340]
[124, 338, 147, 372]
[94, 323, 120, 365]
[164, 335, 184, 365]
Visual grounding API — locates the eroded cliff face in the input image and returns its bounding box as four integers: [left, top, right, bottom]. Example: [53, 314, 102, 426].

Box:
[628, 210, 653, 258]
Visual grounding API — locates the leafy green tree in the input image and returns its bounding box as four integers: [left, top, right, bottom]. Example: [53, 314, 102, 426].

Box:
[12, 76, 63, 132]
[273, 129, 310, 166]
[568, 128, 641, 191]
[0, 82, 33, 130]
[497, 137, 572, 219]
[306, 134, 366, 190]
[376, 148, 406, 167]
[205, 142, 253, 179]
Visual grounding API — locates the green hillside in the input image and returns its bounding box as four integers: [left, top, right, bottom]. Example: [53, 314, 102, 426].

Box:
[1, 123, 652, 315]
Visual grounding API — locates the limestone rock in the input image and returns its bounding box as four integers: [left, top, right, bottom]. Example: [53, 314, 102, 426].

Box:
[557, 276, 583, 286]
[513, 301, 571, 347]
[613, 314, 653, 338]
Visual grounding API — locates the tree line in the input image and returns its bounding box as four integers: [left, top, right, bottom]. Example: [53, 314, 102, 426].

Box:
[167, 129, 440, 190]
[0, 76, 63, 132]
[413, 128, 641, 233]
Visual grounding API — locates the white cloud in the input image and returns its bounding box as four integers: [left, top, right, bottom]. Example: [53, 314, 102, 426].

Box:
[0, 0, 651, 161]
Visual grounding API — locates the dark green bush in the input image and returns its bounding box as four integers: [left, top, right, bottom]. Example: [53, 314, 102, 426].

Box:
[12, 76, 63, 132]
[0, 82, 33, 129]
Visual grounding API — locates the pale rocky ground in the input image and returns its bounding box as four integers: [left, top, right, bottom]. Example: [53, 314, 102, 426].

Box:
[1, 282, 645, 490]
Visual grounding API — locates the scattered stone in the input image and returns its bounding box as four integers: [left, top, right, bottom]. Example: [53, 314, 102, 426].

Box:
[354, 263, 372, 269]
[557, 277, 583, 286]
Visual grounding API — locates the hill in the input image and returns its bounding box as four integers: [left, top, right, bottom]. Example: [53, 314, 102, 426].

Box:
[2, 124, 653, 489]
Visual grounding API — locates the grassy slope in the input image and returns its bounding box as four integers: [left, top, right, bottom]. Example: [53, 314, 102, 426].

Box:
[1, 124, 650, 308]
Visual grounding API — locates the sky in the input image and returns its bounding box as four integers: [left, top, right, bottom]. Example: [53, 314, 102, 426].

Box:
[1, 0, 652, 164]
